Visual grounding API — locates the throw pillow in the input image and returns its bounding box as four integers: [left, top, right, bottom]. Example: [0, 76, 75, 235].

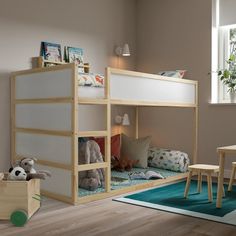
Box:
[158, 70, 187, 79]
[148, 148, 190, 172]
[121, 134, 151, 168]
[91, 134, 121, 158]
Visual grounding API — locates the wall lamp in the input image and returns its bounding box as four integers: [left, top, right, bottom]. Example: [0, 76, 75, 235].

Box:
[115, 113, 130, 126]
[115, 43, 130, 57]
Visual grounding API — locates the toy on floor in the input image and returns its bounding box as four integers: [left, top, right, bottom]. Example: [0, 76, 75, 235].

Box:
[14, 156, 51, 180]
[112, 155, 139, 172]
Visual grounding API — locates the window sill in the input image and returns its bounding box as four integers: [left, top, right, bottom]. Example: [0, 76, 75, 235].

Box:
[209, 102, 236, 106]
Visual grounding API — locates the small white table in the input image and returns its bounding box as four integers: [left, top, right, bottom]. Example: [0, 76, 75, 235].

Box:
[216, 145, 236, 208]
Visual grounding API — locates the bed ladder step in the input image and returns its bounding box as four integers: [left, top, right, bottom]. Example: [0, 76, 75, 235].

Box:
[78, 131, 108, 137]
[78, 162, 109, 171]
[78, 98, 108, 105]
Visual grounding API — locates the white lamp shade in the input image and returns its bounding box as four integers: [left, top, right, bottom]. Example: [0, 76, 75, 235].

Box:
[122, 113, 130, 126]
[122, 44, 130, 56]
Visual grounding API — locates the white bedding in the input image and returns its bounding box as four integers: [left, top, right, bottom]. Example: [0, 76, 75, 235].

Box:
[78, 86, 105, 98]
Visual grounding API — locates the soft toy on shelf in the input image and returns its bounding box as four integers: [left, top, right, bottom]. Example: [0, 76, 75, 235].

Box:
[13, 156, 51, 180]
[111, 155, 139, 172]
[8, 166, 27, 181]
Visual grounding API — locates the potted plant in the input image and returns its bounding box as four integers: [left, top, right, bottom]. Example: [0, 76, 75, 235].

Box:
[218, 54, 236, 102]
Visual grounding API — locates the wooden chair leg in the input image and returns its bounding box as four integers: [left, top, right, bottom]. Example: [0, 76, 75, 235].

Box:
[228, 165, 236, 191]
[222, 184, 225, 197]
[184, 171, 192, 198]
[197, 171, 202, 193]
[207, 173, 213, 202]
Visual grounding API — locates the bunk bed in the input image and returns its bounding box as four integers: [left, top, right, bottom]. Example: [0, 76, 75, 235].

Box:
[11, 63, 198, 205]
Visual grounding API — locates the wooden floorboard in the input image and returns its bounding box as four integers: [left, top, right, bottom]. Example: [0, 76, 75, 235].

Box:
[0, 196, 236, 236]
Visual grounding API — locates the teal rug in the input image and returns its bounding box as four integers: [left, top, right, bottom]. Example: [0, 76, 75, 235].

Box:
[115, 180, 236, 226]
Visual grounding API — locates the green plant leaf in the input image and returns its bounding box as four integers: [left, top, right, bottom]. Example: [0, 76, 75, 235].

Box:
[223, 70, 230, 78]
[229, 54, 236, 61]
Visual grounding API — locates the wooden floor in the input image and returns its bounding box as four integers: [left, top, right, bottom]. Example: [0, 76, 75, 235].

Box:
[0, 196, 236, 236]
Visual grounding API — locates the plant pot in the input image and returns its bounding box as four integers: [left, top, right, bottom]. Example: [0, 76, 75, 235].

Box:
[229, 91, 236, 103]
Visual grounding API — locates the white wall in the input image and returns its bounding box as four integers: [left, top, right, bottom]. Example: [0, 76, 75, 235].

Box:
[0, 0, 136, 171]
[136, 0, 236, 173]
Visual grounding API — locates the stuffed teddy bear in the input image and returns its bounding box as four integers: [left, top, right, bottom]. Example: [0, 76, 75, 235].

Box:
[112, 155, 139, 172]
[78, 140, 105, 191]
[8, 166, 27, 181]
[79, 170, 100, 191]
[14, 157, 51, 180]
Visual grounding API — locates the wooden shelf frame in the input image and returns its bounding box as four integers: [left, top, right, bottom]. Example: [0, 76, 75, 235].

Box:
[11, 64, 198, 205]
[37, 56, 90, 69]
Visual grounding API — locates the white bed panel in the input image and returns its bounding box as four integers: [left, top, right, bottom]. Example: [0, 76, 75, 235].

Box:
[78, 86, 105, 98]
[78, 105, 106, 131]
[110, 74, 196, 104]
[16, 103, 72, 131]
[35, 164, 72, 198]
[15, 69, 72, 99]
[16, 133, 72, 165]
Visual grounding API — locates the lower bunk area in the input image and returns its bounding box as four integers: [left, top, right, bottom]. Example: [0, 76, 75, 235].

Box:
[78, 167, 186, 198]
[78, 134, 190, 201]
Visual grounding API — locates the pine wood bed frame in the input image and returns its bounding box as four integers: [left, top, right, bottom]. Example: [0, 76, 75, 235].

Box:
[11, 63, 198, 205]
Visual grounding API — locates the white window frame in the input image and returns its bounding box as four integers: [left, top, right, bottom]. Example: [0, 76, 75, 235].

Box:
[211, 0, 236, 103]
[218, 27, 230, 102]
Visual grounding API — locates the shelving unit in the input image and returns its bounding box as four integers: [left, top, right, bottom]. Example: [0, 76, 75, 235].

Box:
[36, 56, 90, 71]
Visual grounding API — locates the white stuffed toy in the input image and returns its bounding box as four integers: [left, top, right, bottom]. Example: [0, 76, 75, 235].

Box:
[8, 166, 27, 181]
[14, 157, 51, 180]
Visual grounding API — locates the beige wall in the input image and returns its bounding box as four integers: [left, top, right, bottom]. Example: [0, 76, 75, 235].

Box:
[2, 0, 236, 175]
[0, 0, 136, 171]
[136, 0, 236, 174]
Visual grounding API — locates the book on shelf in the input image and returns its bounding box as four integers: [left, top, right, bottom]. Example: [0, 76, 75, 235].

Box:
[66, 46, 84, 73]
[128, 171, 165, 180]
[41, 42, 62, 62]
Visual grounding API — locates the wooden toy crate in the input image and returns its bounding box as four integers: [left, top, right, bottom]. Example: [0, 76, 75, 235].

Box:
[0, 173, 40, 225]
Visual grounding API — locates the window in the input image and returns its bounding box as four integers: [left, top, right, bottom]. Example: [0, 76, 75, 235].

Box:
[217, 26, 236, 102]
[212, 0, 236, 103]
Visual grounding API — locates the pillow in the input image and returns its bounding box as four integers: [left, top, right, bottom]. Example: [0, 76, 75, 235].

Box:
[91, 134, 121, 158]
[148, 148, 190, 172]
[78, 73, 104, 87]
[158, 70, 187, 79]
[121, 134, 151, 168]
